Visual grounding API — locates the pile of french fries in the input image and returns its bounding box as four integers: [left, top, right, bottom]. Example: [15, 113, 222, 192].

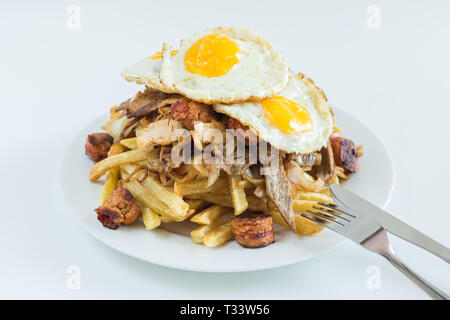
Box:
[88, 133, 341, 247]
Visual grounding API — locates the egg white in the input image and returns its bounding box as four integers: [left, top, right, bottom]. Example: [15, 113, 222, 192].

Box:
[213, 74, 334, 154]
[159, 26, 288, 104]
[121, 53, 176, 93]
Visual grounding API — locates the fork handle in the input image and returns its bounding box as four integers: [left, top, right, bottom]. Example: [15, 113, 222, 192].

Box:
[382, 251, 449, 300]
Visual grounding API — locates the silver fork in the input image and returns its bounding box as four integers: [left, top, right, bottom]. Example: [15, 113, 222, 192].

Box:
[300, 202, 449, 300]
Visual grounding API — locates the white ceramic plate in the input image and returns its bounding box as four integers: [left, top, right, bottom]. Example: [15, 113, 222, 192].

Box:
[60, 108, 395, 272]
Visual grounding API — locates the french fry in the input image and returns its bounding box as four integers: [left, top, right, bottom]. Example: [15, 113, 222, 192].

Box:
[89, 149, 147, 181]
[120, 137, 139, 150]
[292, 199, 331, 213]
[317, 186, 331, 196]
[108, 142, 127, 157]
[99, 167, 119, 205]
[110, 106, 122, 120]
[109, 144, 126, 157]
[190, 212, 233, 246]
[292, 191, 333, 203]
[191, 224, 214, 244]
[159, 215, 173, 223]
[294, 215, 324, 235]
[186, 193, 267, 211]
[174, 176, 229, 196]
[119, 165, 129, 180]
[121, 165, 190, 221]
[268, 209, 324, 236]
[267, 198, 334, 235]
[191, 205, 231, 225]
[141, 177, 189, 220]
[185, 199, 209, 211]
[203, 222, 233, 247]
[227, 175, 248, 215]
[141, 206, 161, 230]
[98, 143, 124, 204]
[123, 180, 177, 220]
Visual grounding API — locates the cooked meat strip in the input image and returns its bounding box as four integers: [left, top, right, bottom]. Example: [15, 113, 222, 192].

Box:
[311, 140, 335, 185]
[127, 96, 186, 119]
[136, 118, 184, 151]
[226, 117, 258, 145]
[329, 136, 359, 174]
[85, 133, 113, 162]
[119, 89, 169, 116]
[230, 213, 274, 248]
[171, 100, 217, 130]
[94, 187, 141, 229]
[159, 145, 181, 172]
[287, 152, 320, 167]
[264, 158, 296, 231]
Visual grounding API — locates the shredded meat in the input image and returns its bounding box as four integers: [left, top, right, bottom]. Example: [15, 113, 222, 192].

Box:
[171, 100, 217, 130]
[136, 118, 184, 150]
[118, 88, 169, 116]
[330, 137, 359, 174]
[312, 141, 335, 185]
[287, 152, 321, 167]
[159, 145, 181, 172]
[95, 187, 141, 229]
[85, 133, 113, 162]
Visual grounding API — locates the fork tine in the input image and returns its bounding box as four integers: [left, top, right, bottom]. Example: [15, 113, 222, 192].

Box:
[312, 205, 334, 214]
[306, 210, 345, 226]
[312, 206, 351, 222]
[318, 202, 356, 218]
[300, 212, 329, 228]
[301, 212, 345, 233]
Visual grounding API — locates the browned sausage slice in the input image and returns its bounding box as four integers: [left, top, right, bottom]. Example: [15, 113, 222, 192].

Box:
[85, 133, 113, 162]
[171, 100, 217, 130]
[329, 137, 359, 174]
[230, 213, 274, 248]
[95, 187, 141, 229]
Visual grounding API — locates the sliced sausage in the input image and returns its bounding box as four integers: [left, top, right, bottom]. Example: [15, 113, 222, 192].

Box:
[94, 187, 141, 229]
[85, 133, 113, 162]
[171, 100, 217, 130]
[230, 213, 274, 248]
[329, 136, 359, 174]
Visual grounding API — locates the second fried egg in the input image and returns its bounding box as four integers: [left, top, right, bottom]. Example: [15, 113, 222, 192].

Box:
[213, 73, 334, 154]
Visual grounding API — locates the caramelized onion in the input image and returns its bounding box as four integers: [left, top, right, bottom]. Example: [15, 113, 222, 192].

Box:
[242, 166, 264, 186]
[285, 161, 325, 192]
[168, 165, 198, 183]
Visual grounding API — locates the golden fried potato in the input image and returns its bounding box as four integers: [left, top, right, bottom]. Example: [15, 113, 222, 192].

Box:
[141, 207, 161, 230]
[99, 167, 119, 205]
[227, 175, 248, 215]
[191, 205, 231, 225]
[89, 149, 147, 181]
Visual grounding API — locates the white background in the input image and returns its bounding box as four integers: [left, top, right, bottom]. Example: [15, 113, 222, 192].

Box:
[1, 0, 449, 299]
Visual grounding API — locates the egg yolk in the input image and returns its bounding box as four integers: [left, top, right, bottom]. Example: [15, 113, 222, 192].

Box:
[261, 96, 312, 135]
[151, 50, 178, 59]
[184, 34, 240, 77]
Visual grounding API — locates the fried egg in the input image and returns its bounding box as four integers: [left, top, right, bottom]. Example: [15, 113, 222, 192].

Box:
[121, 49, 179, 93]
[159, 26, 288, 104]
[213, 73, 334, 154]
